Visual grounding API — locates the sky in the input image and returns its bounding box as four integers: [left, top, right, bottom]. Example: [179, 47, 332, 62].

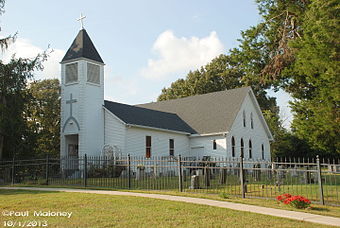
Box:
[1, 0, 292, 128]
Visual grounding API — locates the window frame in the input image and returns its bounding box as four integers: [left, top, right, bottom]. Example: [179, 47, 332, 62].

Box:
[87, 62, 100, 84]
[250, 112, 254, 129]
[231, 136, 235, 157]
[240, 138, 244, 157]
[65, 62, 78, 84]
[243, 110, 246, 127]
[169, 139, 174, 156]
[146, 136, 151, 158]
[261, 144, 265, 160]
[249, 139, 252, 159]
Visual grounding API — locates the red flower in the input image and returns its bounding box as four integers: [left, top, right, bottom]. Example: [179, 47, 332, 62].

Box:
[276, 193, 292, 202]
[277, 194, 311, 209]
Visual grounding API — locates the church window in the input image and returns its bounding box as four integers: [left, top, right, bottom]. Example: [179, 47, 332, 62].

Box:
[261, 144, 265, 160]
[213, 140, 217, 150]
[251, 112, 254, 129]
[249, 139, 252, 159]
[231, 137, 235, 157]
[243, 110, 246, 127]
[240, 138, 244, 157]
[169, 139, 174, 156]
[87, 63, 100, 84]
[146, 136, 151, 158]
[65, 63, 78, 84]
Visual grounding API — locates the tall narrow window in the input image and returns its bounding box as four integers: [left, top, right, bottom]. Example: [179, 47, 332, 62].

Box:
[231, 137, 235, 157]
[146, 136, 151, 158]
[240, 138, 244, 157]
[169, 139, 174, 156]
[261, 144, 265, 160]
[249, 140, 252, 159]
[250, 112, 254, 129]
[213, 140, 217, 150]
[243, 110, 246, 127]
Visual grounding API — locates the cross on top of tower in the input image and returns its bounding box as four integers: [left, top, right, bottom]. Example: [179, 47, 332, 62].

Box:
[77, 13, 86, 29]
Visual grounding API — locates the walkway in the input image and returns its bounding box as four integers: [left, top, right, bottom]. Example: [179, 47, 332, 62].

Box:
[1, 187, 339, 227]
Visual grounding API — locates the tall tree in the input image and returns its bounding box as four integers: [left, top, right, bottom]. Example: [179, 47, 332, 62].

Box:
[0, 0, 47, 159]
[288, 0, 340, 155]
[25, 79, 60, 158]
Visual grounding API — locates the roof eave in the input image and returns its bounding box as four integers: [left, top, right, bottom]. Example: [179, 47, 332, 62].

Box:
[248, 89, 274, 141]
[189, 132, 228, 138]
[60, 57, 105, 65]
[126, 124, 192, 136]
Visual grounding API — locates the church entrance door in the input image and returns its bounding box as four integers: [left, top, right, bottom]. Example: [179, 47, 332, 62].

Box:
[65, 134, 79, 171]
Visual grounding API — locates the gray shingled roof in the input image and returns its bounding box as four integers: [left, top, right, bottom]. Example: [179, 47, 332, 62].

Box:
[61, 29, 104, 64]
[104, 100, 197, 134]
[137, 87, 250, 134]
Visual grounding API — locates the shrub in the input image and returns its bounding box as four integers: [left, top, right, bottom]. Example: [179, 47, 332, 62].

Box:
[219, 192, 229, 199]
[276, 194, 311, 209]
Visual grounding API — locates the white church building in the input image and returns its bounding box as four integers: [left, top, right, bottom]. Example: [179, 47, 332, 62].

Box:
[60, 28, 273, 160]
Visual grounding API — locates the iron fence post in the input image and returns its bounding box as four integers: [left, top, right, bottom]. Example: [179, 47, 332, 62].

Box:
[11, 156, 15, 185]
[84, 154, 87, 188]
[128, 154, 131, 189]
[45, 155, 49, 185]
[178, 154, 183, 192]
[240, 154, 245, 198]
[316, 155, 324, 205]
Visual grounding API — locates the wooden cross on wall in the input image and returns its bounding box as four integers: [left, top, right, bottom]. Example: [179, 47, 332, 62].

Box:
[66, 93, 77, 117]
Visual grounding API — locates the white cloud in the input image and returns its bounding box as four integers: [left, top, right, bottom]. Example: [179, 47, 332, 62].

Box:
[141, 30, 225, 79]
[1, 38, 65, 80]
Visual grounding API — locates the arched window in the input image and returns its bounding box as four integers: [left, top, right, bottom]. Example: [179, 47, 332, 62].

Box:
[250, 112, 254, 129]
[261, 144, 265, 160]
[240, 138, 244, 157]
[231, 137, 235, 157]
[243, 110, 246, 127]
[249, 139, 252, 159]
[213, 140, 217, 150]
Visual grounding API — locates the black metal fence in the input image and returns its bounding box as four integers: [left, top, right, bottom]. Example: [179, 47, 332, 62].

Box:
[0, 155, 339, 206]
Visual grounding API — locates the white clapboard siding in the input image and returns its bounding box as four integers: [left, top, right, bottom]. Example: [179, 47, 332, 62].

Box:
[104, 110, 126, 153]
[227, 91, 271, 160]
[125, 127, 190, 157]
[189, 136, 227, 157]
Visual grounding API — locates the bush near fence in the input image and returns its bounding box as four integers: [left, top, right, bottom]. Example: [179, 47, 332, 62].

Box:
[0, 155, 339, 206]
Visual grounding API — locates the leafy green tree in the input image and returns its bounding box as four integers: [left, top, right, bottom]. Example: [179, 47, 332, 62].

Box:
[157, 0, 340, 158]
[0, 57, 47, 159]
[25, 79, 60, 158]
[288, 0, 340, 155]
[0, 0, 47, 159]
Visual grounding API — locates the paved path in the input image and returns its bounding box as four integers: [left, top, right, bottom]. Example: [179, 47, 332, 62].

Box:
[1, 187, 339, 227]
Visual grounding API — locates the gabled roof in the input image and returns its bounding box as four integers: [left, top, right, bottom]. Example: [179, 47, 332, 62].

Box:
[137, 87, 251, 134]
[61, 29, 104, 64]
[104, 100, 197, 134]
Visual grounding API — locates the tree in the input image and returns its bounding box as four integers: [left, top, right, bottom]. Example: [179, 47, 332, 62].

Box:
[157, 0, 340, 158]
[0, 0, 47, 159]
[25, 79, 60, 158]
[288, 0, 340, 155]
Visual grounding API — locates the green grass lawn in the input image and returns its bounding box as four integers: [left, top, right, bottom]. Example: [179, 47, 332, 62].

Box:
[0, 189, 334, 228]
[28, 175, 340, 205]
[6, 183, 340, 218]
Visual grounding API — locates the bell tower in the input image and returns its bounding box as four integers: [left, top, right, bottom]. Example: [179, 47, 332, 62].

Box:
[60, 27, 105, 158]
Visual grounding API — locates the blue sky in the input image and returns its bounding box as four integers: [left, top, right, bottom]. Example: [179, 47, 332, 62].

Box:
[1, 0, 292, 127]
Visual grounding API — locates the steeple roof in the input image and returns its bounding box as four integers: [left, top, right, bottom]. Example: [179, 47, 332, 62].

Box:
[61, 29, 104, 64]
